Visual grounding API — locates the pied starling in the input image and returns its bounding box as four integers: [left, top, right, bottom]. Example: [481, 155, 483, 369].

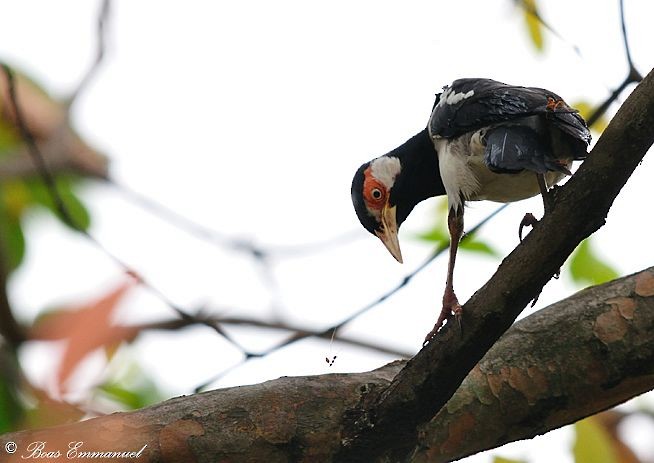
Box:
[351, 78, 590, 343]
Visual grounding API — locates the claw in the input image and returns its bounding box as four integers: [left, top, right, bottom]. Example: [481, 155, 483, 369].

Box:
[423, 293, 463, 346]
[519, 212, 539, 241]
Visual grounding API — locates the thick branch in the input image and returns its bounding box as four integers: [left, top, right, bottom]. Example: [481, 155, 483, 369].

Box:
[413, 267, 654, 462]
[1, 268, 654, 461]
[337, 68, 654, 461]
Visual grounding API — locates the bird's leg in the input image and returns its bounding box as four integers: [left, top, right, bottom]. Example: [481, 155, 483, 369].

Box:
[536, 173, 553, 213]
[519, 174, 550, 241]
[424, 206, 464, 345]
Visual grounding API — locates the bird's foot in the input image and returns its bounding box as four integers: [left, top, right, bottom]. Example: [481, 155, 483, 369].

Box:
[519, 213, 539, 242]
[423, 293, 462, 346]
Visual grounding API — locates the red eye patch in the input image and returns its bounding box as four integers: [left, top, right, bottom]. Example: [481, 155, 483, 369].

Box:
[363, 167, 387, 208]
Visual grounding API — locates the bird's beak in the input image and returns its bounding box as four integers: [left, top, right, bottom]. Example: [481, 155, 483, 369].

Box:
[375, 204, 403, 264]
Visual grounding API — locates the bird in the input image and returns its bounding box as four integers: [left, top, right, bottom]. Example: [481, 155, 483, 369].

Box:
[351, 78, 591, 344]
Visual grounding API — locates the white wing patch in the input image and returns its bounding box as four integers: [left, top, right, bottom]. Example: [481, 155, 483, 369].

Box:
[370, 156, 401, 189]
[438, 87, 475, 107]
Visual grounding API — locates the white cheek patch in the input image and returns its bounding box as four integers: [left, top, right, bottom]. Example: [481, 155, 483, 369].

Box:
[370, 156, 401, 189]
[438, 87, 475, 107]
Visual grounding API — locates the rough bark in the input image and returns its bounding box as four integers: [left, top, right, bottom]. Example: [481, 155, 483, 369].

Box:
[337, 67, 654, 461]
[413, 267, 654, 462]
[1, 268, 653, 462]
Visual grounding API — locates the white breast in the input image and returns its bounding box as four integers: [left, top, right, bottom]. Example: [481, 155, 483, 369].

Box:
[434, 137, 479, 212]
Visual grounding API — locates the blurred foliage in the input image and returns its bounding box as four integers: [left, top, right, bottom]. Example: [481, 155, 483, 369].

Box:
[22, 388, 86, 429]
[0, 347, 23, 433]
[573, 417, 619, 463]
[0, 66, 110, 431]
[30, 281, 137, 394]
[0, 177, 90, 272]
[0, 73, 91, 274]
[569, 239, 619, 287]
[414, 198, 499, 257]
[96, 361, 165, 410]
[574, 100, 610, 135]
[522, 0, 545, 52]
[493, 457, 527, 463]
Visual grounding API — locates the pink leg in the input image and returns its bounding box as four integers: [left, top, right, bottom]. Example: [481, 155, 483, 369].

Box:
[424, 206, 464, 345]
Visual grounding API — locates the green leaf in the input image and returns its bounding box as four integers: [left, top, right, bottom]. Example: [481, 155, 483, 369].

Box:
[414, 200, 498, 257]
[493, 457, 527, 463]
[0, 216, 26, 272]
[96, 361, 164, 410]
[0, 350, 23, 433]
[573, 417, 619, 463]
[414, 228, 498, 257]
[572, 100, 609, 134]
[414, 226, 449, 247]
[97, 382, 157, 410]
[460, 238, 499, 257]
[27, 176, 91, 231]
[523, 0, 544, 52]
[569, 239, 619, 286]
[0, 195, 25, 272]
[0, 119, 20, 153]
[23, 395, 85, 429]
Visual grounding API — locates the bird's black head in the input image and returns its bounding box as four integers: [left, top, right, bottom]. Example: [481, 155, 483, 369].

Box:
[351, 161, 379, 234]
[351, 128, 444, 263]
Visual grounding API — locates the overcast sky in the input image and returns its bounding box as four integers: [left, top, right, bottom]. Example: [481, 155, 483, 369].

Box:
[2, 1, 654, 461]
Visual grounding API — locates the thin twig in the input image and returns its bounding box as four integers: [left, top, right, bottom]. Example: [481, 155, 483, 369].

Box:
[194, 204, 509, 391]
[66, 0, 111, 113]
[619, 0, 642, 82]
[105, 177, 361, 259]
[0, 63, 251, 357]
[587, 0, 642, 127]
[133, 315, 415, 359]
[2, 64, 79, 229]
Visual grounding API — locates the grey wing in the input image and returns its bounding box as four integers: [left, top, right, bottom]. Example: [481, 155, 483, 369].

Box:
[429, 78, 591, 151]
[483, 126, 572, 175]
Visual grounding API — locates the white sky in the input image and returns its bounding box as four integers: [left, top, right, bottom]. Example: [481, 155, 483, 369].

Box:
[1, 1, 653, 461]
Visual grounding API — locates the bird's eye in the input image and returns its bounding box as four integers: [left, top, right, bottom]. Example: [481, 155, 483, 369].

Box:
[362, 174, 387, 207]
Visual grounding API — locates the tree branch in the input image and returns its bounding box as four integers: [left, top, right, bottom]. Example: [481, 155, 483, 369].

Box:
[412, 267, 654, 462]
[336, 67, 654, 461]
[2, 267, 654, 461]
[134, 315, 415, 359]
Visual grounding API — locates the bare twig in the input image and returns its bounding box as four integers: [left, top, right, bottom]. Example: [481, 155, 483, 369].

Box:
[193, 204, 509, 391]
[619, 0, 641, 82]
[65, 0, 111, 113]
[133, 315, 414, 359]
[106, 178, 361, 259]
[586, 0, 642, 127]
[0, 63, 251, 357]
[2, 64, 80, 230]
